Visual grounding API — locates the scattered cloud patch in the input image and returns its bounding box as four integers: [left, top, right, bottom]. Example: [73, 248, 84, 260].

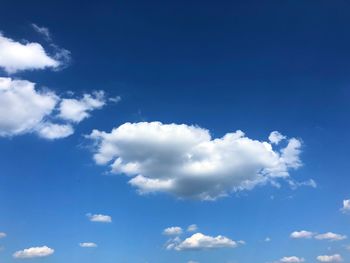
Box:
[187, 224, 198, 232]
[31, 23, 51, 41]
[87, 213, 112, 223]
[280, 256, 305, 263]
[316, 254, 343, 262]
[166, 233, 241, 251]
[58, 91, 106, 123]
[0, 78, 108, 139]
[265, 237, 271, 242]
[0, 33, 59, 73]
[0, 232, 6, 238]
[341, 199, 350, 213]
[89, 122, 303, 200]
[269, 131, 286, 145]
[79, 242, 97, 248]
[13, 246, 54, 259]
[315, 232, 347, 242]
[163, 226, 183, 236]
[290, 230, 315, 239]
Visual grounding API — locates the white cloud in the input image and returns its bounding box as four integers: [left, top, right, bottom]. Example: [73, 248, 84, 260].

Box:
[0, 33, 59, 73]
[88, 122, 303, 200]
[187, 224, 198, 232]
[36, 122, 74, 139]
[290, 230, 315, 239]
[0, 78, 58, 136]
[269, 131, 286, 145]
[79, 242, 97, 248]
[58, 91, 106, 123]
[13, 246, 54, 259]
[280, 256, 305, 263]
[316, 254, 343, 262]
[265, 237, 271, 242]
[341, 199, 350, 213]
[87, 213, 112, 223]
[0, 232, 6, 238]
[0, 77, 107, 140]
[31, 24, 51, 41]
[315, 232, 347, 242]
[163, 226, 183, 236]
[166, 233, 240, 251]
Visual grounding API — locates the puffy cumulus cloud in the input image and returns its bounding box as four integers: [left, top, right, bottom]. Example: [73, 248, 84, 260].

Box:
[163, 226, 183, 236]
[88, 122, 303, 200]
[269, 131, 286, 145]
[13, 246, 54, 259]
[58, 91, 106, 123]
[79, 242, 97, 248]
[0, 232, 6, 238]
[166, 233, 241, 251]
[316, 254, 343, 262]
[290, 230, 315, 239]
[87, 213, 112, 223]
[187, 224, 198, 232]
[0, 33, 59, 73]
[280, 256, 305, 263]
[341, 199, 350, 213]
[0, 78, 107, 140]
[315, 232, 347, 242]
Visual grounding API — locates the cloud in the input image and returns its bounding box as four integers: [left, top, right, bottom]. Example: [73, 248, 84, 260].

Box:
[265, 237, 271, 242]
[341, 199, 350, 213]
[188, 261, 199, 263]
[0, 77, 107, 140]
[0, 33, 60, 73]
[279, 256, 305, 263]
[315, 232, 347, 241]
[166, 233, 241, 251]
[0, 232, 6, 238]
[187, 224, 198, 232]
[13, 246, 54, 259]
[269, 131, 286, 145]
[316, 254, 343, 262]
[58, 91, 106, 123]
[88, 122, 303, 200]
[31, 23, 51, 41]
[163, 226, 183, 236]
[87, 213, 112, 223]
[290, 230, 315, 239]
[79, 242, 97, 248]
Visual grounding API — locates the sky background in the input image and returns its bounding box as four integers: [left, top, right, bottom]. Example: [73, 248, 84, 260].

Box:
[0, 0, 349, 262]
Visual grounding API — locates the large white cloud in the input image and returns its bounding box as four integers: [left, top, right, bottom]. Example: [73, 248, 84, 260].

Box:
[0, 77, 106, 139]
[316, 254, 343, 262]
[166, 233, 241, 251]
[13, 246, 54, 259]
[88, 122, 304, 200]
[280, 256, 305, 263]
[0, 33, 59, 73]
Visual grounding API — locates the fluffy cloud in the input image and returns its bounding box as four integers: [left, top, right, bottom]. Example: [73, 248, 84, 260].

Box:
[187, 224, 198, 232]
[87, 213, 112, 223]
[315, 232, 347, 241]
[341, 199, 350, 213]
[89, 122, 303, 200]
[0, 33, 59, 73]
[166, 233, 241, 251]
[269, 131, 286, 145]
[290, 230, 315, 239]
[0, 77, 106, 139]
[0, 232, 6, 238]
[316, 254, 343, 262]
[79, 242, 97, 248]
[13, 246, 54, 259]
[280, 256, 305, 263]
[163, 226, 183, 236]
[58, 91, 106, 123]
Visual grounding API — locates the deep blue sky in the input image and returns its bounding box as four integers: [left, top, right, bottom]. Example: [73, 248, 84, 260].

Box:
[0, 1, 349, 262]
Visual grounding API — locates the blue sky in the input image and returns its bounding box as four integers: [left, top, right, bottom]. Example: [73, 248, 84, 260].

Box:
[0, 0, 349, 262]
